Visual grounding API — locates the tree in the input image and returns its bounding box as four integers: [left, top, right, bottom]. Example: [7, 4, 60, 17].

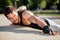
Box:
[27, 0, 38, 10]
[0, 0, 13, 9]
[17, 0, 28, 7]
[45, 0, 59, 9]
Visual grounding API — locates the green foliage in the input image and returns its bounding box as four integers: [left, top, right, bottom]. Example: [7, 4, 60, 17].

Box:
[40, 0, 46, 8]
[0, 0, 59, 10]
[0, 0, 13, 8]
[54, 0, 59, 4]
[17, 0, 28, 7]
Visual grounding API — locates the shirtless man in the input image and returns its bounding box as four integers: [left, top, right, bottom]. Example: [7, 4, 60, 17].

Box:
[4, 6, 57, 35]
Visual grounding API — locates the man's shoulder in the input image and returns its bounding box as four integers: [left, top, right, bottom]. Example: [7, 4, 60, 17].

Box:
[18, 10, 26, 14]
[21, 10, 34, 20]
[22, 10, 34, 16]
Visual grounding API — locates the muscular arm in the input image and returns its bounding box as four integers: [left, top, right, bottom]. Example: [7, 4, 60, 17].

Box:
[22, 11, 47, 28]
[29, 16, 47, 28]
[22, 11, 58, 35]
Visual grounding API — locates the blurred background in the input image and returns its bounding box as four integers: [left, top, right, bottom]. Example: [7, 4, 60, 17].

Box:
[0, 0, 60, 15]
[0, 0, 59, 10]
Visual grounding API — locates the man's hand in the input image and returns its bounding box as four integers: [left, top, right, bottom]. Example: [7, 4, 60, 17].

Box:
[41, 30, 58, 35]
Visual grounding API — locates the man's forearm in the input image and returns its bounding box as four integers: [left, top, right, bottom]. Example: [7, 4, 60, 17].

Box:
[29, 16, 47, 28]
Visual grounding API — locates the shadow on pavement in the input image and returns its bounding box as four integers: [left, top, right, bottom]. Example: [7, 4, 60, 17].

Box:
[0, 25, 51, 36]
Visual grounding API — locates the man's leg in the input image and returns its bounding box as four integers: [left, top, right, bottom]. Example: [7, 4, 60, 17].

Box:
[45, 18, 60, 31]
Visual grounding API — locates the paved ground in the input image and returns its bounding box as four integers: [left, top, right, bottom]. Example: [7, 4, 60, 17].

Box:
[0, 14, 60, 40]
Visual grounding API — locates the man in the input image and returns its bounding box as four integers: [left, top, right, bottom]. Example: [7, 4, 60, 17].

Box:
[4, 6, 57, 35]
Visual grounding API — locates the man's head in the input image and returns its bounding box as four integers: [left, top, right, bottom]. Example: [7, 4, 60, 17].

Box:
[4, 6, 20, 24]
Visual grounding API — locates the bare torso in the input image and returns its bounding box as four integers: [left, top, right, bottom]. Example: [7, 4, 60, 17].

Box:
[22, 11, 36, 25]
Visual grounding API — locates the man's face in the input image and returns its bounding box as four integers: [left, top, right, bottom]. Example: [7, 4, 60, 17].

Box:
[6, 11, 20, 24]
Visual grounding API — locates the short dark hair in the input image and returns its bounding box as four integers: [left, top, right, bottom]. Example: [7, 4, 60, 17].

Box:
[4, 6, 15, 16]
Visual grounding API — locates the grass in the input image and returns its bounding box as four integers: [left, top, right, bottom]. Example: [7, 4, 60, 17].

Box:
[32, 10, 60, 17]
[36, 13, 60, 16]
